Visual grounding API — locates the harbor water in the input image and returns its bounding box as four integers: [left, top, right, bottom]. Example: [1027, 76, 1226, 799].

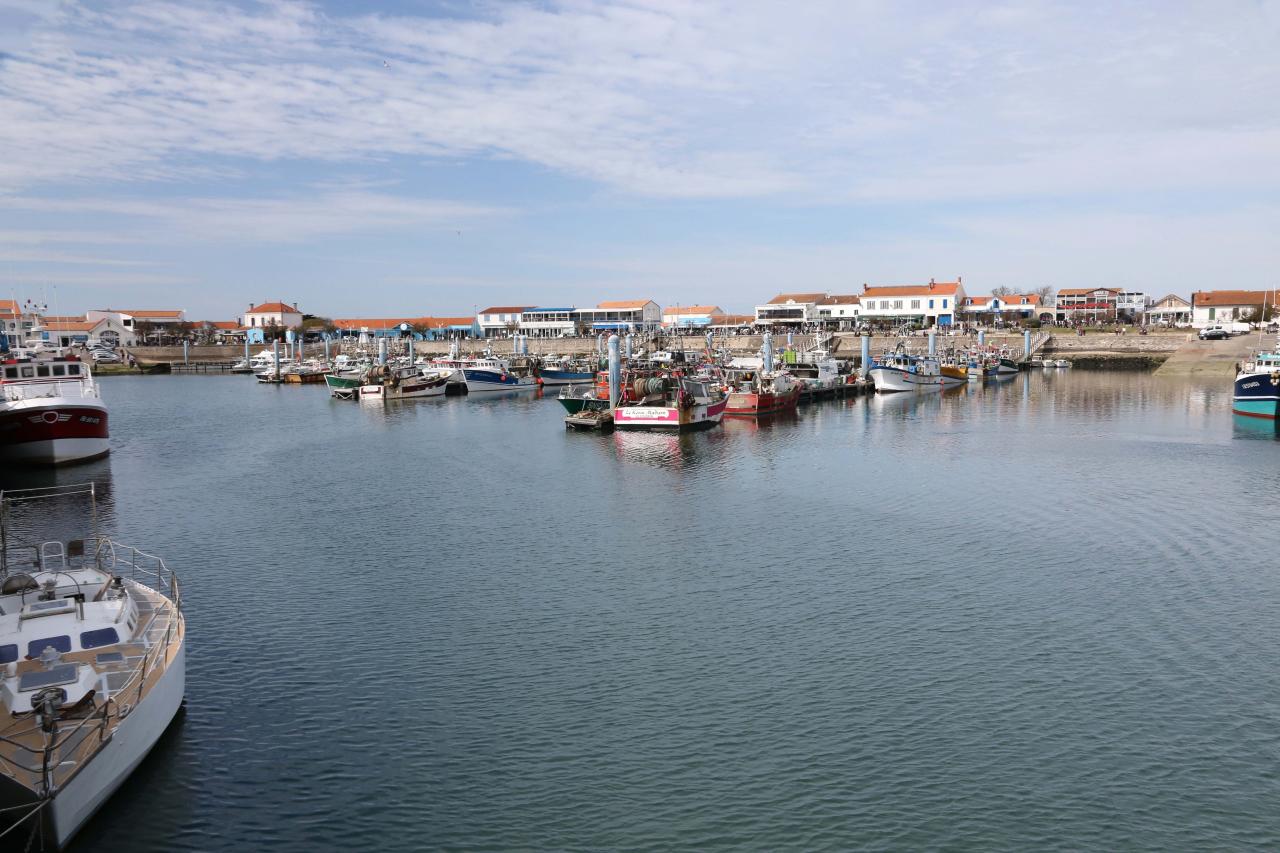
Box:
[3, 371, 1280, 851]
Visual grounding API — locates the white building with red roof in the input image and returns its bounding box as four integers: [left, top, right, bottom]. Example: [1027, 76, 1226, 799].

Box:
[574, 300, 661, 332]
[477, 305, 535, 337]
[957, 293, 1043, 323]
[243, 301, 303, 330]
[662, 305, 727, 328]
[859, 279, 965, 327]
[754, 292, 828, 327]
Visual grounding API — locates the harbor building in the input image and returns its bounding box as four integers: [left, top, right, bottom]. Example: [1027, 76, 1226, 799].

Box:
[1116, 290, 1152, 322]
[1054, 288, 1119, 323]
[754, 293, 827, 327]
[815, 295, 862, 330]
[957, 293, 1042, 325]
[244, 301, 304, 330]
[477, 306, 534, 337]
[86, 309, 186, 341]
[1190, 290, 1274, 328]
[520, 308, 578, 337]
[333, 317, 481, 340]
[574, 300, 661, 332]
[0, 299, 42, 347]
[34, 315, 136, 347]
[859, 279, 965, 328]
[1146, 294, 1192, 326]
[663, 305, 727, 328]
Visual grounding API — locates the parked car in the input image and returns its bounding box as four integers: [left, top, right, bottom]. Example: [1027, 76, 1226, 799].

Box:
[90, 350, 121, 363]
[1199, 325, 1229, 340]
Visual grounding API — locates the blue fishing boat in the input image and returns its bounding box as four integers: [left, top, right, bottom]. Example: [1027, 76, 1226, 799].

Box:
[1233, 346, 1280, 420]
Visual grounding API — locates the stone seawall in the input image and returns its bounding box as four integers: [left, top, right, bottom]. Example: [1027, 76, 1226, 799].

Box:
[121, 331, 1194, 369]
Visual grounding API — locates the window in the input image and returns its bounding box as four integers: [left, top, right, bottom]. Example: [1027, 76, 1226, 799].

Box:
[893, 300, 903, 309]
[68, 364, 80, 375]
[80, 627, 120, 649]
[3, 367, 15, 379]
[36, 365, 50, 377]
[27, 635, 72, 658]
[20, 366, 33, 378]
[929, 299, 935, 309]
[52, 365, 65, 376]
[0, 644, 16, 664]
[910, 300, 921, 310]
[942, 299, 949, 308]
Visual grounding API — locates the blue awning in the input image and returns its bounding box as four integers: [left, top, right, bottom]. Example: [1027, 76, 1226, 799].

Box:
[676, 317, 712, 326]
[592, 322, 633, 329]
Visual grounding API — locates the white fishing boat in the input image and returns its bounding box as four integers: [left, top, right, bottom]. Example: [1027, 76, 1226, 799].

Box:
[0, 356, 108, 466]
[358, 364, 449, 400]
[869, 349, 947, 393]
[435, 356, 538, 393]
[0, 484, 185, 850]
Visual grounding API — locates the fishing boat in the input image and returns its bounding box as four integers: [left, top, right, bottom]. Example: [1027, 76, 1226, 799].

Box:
[723, 369, 801, 416]
[966, 354, 998, 382]
[359, 364, 449, 400]
[459, 357, 539, 393]
[0, 356, 108, 466]
[1232, 345, 1280, 419]
[613, 376, 727, 432]
[0, 484, 185, 850]
[558, 383, 610, 415]
[281, 359, 329, 384]
[786, 348, 843, 398]
[869, 349, 948, 393]
[536, 357, 598, 387]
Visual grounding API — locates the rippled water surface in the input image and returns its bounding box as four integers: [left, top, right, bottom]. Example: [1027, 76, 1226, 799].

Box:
[4, 371, 1280, 851]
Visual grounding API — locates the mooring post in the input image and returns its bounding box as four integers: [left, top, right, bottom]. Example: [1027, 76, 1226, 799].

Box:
[928, 330, 936, 357]
[1024, 329, 1032, 358]
[861, 335, 871, 379]
[607, 334, 621, 409]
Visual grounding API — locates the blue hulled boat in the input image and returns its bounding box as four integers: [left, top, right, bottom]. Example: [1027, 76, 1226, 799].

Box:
[1233, 346, 1280, 420]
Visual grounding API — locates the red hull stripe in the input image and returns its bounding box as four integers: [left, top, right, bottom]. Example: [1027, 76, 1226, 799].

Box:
[0, 406, 109, 446]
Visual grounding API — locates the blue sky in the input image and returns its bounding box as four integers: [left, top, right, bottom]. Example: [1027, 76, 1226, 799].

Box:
[1, 0, 1278, 320]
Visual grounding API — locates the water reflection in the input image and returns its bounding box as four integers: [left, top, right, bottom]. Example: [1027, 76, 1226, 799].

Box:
[1232, 413, 1280, 440]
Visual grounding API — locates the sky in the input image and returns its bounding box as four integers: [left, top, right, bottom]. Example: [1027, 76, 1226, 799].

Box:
[0, 0, 1278, 320]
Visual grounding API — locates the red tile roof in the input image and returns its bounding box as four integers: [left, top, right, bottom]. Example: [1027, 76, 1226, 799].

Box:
[1191, 290, 1272, 307]
[664, 305, 723, 315]
[248, 302, 301, 314]
[0, 299, 18, 316]
[199, 321, 241, 330]
[597, 300, 654, 309]
[820, 295, 861, 305]
[720, 314, 756, 325]
[42, 320, 97, 332]
[767, 292, 827, 304]
[122, 309, 184, 319]
[1057, 288, 1119, 297]
[333, 317, 433, 331]
[863, 282, 960, 298]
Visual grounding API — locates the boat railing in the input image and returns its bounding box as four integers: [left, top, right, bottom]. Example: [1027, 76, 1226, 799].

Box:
[93, 538, 182, 613]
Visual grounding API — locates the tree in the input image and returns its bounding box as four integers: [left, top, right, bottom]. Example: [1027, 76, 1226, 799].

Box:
[263, 320, 282, 342]
[172, 320, 195, 343]
[991, 286, 1014, 297]
[1032, 285, 1055, 305]
[134, 319, 156, 345]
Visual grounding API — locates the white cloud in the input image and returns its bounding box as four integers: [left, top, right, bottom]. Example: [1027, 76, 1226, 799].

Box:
[0, 0, 1276, 201]
[0, 190, 508, 242]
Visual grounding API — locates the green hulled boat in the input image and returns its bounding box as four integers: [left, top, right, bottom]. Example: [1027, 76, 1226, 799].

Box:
[325, 372, 363, 399]
[557, 392, 609, 415]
